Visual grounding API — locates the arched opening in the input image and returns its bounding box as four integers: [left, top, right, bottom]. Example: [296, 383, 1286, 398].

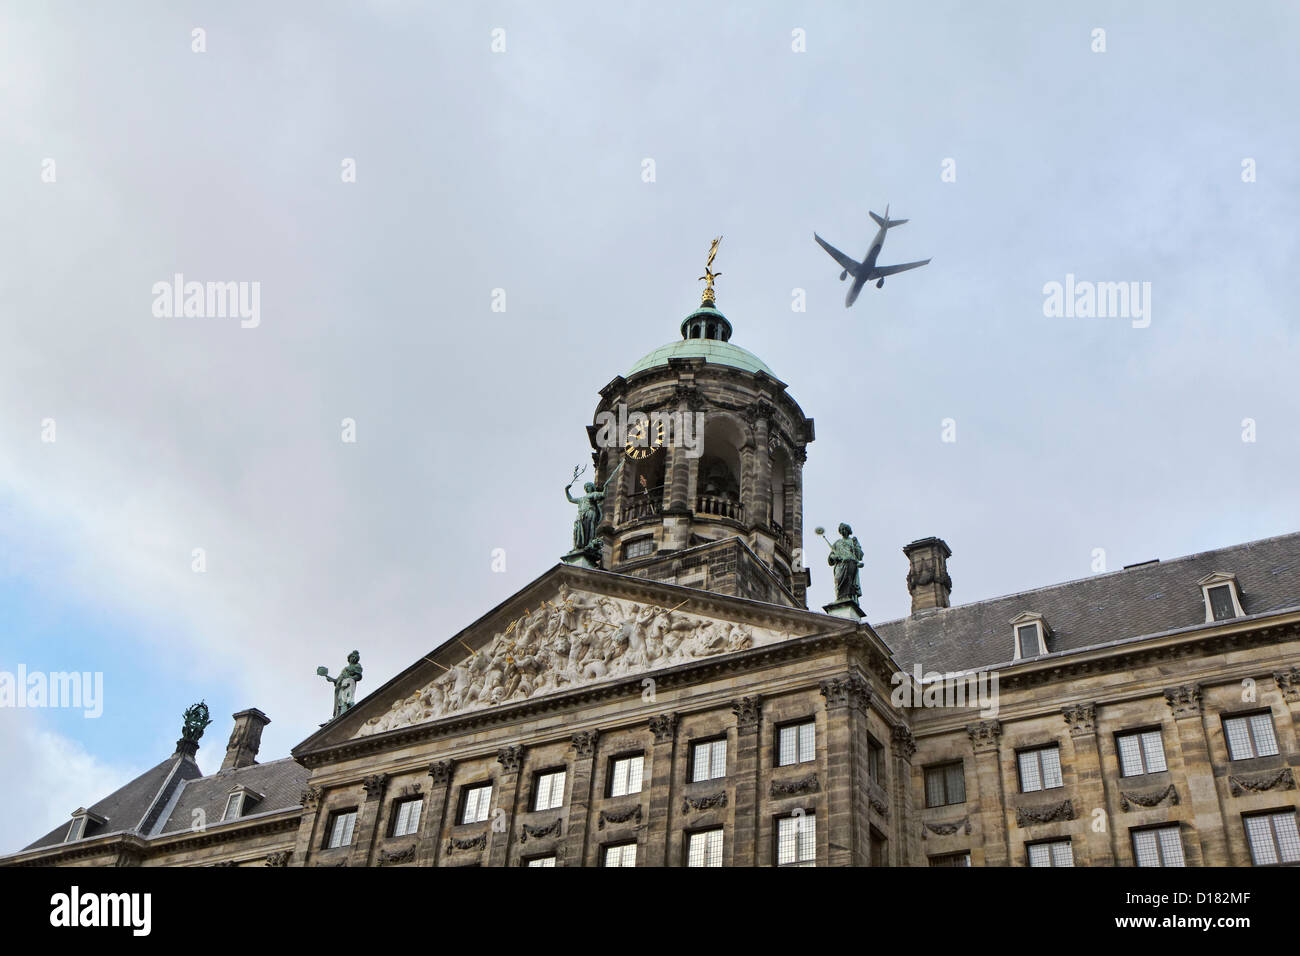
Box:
[771, 447, 792, 531]
[697, 416, 744, 521]
[625, 452, 666, 522]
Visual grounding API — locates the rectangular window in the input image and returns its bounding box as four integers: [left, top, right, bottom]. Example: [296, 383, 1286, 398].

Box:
[929, 852, 971, 867]
[609, 754, 644, 797]
[776, 814, 816, 867]
[1244, 811, 1300, 866]
[1224, 713, 1280, 760]
[460, 784, 493, 825]
[223, 792, 243, 821]
[686, 828, 724, 867]
[925, 762, 967, 808]
[526, 856, 557, 867]
[1027, 840, 1073, 867]
[691, 738, 727, 782]
[623, 537, 654, 560]
[67, 817, 87, 842]
[1016, 623, 1041, 658]
[533, 770, 566, 812]
[777, 721, 816, 767]
[1131, 825, 1185, 867]
[1018, 746, 1063, 793]
[1117, 730, 1168, 776]
[867, 735, 886, 785]
[1208, 584, 1237, 620]
[604, 842, 637, 867]
[391, 797, 423, 837]
[326, 809, 357, 849]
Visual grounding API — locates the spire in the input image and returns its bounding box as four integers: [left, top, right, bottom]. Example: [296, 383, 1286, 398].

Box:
[698, 235, 722, 306]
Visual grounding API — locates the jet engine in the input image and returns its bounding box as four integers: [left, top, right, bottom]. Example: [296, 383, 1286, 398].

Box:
[876, 278, 884, 288]
[839, 270, 847, 281]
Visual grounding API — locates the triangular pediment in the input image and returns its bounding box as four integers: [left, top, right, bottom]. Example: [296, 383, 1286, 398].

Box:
[298, 563, 844, 751]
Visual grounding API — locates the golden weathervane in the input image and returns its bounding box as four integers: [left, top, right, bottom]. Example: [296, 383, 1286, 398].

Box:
[698, 235, 722, 304]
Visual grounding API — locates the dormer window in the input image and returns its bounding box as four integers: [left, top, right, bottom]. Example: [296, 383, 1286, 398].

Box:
[66, 807, 106, 843]
[222, 786, 264, 821]
[1010, 612, 1050, 660]
[1198, 572, 1245, 622]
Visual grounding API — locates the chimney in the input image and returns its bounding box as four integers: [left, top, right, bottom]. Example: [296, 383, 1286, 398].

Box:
[221, 708, 271, 771]
[903, 537, 953, 614]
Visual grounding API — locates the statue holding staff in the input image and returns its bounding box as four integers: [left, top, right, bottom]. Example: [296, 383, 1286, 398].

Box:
[565, 461, 623, 553]
[826, 522, 864, 603]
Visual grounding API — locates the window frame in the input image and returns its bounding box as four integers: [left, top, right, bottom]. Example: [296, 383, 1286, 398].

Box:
[532, 768, 567, 812]
[389, 795, 424, 837]
[775, 812, 817, 867]
[1026, 838, 1074, 867]
[1017, 744, 1064, 793]
[1222, 711, 1280, 761]
[929, 851, 972, 867]
[459, 782, 494, 825]
[1130, 824, 1185, 867]
[690, 736, 728, 783]
[622, 535, 655, 561]
[607, 752, 645, 798]
[324, 808, 359, 849]
[1198, 572, 1245, 622]
[603, 841, 638, 868]
[775, 719, 816, 768]
[685, 827, 725, 867]
[924, 761, 967, 808]
[1243, 810, 1300, 866]
[1115, 728, 1168, 777]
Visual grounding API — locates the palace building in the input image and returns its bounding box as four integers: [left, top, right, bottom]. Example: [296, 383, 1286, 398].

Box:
[6, 282, 1299, 868]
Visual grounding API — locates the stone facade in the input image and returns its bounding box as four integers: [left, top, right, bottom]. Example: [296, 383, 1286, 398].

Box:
[7, 296, 1298, 868]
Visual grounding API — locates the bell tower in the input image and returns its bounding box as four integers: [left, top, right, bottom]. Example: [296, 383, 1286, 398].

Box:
[581, 247, 815, 608]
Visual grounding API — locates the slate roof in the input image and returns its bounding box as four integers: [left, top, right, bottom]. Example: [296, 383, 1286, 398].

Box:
[875, 531, 1300, 674]
[151, 757, 309, 836]
[24, 752, 202, 850]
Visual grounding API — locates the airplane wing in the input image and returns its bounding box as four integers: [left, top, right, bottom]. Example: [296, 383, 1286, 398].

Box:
[813, 234, 859, 276]
[871, 258, 931, 278]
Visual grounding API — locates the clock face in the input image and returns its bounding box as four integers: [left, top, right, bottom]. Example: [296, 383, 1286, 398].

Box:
[624, 419, 666, 459]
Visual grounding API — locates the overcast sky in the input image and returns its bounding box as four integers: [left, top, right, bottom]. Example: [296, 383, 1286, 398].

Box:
[2, 1, 1297, 852]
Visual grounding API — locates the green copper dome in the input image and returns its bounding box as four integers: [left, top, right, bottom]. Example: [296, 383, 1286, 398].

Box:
[627, 302, 774, 377]
[628, 339, 774, 377]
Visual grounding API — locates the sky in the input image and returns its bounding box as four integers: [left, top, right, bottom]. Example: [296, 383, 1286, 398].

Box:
[1, 1, 1297, 853]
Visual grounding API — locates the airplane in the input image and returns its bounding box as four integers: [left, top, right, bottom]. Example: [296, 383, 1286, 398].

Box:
[814, 205, 931, 306]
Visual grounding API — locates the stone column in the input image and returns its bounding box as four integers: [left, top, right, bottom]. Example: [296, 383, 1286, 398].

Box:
[416, 760, 455, 867]
[891, 724, 918, 866]
[487, 745, 525, 867]
[966, 720, 1009, 866]
[349, 773, 389, 866]
[730, 696, 763, 866]
[644, 713, 679, 867]
[1164, 684, 1230, 865]
[1062, 703, 1114, 866]
[290, 785, 324, 866]
[562, 730, 600, 866]
[750, 407, 772, 528]
[819, 675, 871, 866]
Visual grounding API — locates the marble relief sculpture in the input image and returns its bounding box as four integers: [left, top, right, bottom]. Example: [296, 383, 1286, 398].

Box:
[356, 585, 775, 737]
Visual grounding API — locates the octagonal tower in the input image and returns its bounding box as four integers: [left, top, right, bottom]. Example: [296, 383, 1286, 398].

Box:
[586, 288, 815, 608]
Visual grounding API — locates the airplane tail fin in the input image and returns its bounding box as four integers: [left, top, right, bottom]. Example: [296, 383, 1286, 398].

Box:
[870, 209, 908, 228]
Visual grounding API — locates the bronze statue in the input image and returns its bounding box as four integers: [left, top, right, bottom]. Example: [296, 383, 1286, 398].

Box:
[827, 522, 864, 603]
[318, 650, 363, 719]
[566, 461, 623, 553]
[180, 701, 212, 742]
[699, 236, 723, 303]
